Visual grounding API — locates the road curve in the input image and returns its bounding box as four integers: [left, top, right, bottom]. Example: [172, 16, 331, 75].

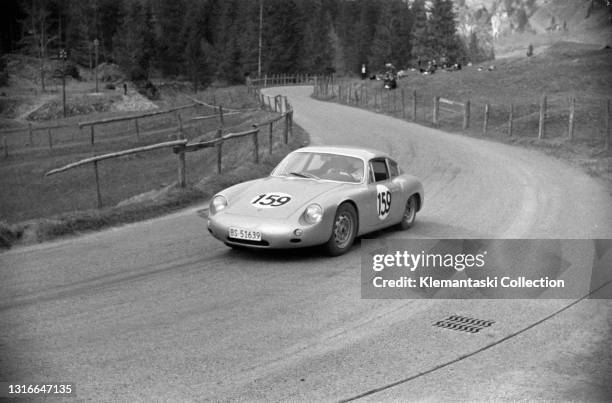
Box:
[1, 86, 611, 401]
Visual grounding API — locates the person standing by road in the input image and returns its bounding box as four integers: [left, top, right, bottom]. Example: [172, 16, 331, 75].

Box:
[361, 64, 367, 79]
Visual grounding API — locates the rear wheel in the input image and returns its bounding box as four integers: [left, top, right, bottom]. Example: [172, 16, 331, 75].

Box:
[325, 203, 357, 256]
[399, 195, 418, 229]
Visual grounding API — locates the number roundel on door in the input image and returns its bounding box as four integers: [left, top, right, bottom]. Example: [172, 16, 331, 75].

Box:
[251, 192, 292, 208]
[376, 184, 392, 220]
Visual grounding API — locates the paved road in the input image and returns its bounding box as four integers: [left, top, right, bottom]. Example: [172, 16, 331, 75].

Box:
[1, 86, 611, 401]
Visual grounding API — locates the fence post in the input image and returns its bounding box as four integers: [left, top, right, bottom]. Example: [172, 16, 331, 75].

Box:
[463, 100, 470, 130]
[216, 128, 223, 174]
[176, 115, 186, 188]
[47, 128, 53, 149]
[253, 128, 259, 163]
[3, 136, 7, 158]
[284, 113, 289, 144]
[401, 89, 406, 118]
[568, 97, 575, 141]
[93, 160, 102, 208]
[538, 95, 546, 140]
[219, 105, 224, 126]
[90, 125, 95, 145]
[605, 99, 610, 150]
[433, 96, 439, 125]
[508, 103, 514, 137]
[264, 74, 268, 87]
[28, 123, 33, 147]
[134, 118, 140, 139]
[269, 122, 273, 154]
[483, 103, 489, 135]
[176, 112, 183, 137]
[386, 90, 391, 112]
[412, 90, 417, 121]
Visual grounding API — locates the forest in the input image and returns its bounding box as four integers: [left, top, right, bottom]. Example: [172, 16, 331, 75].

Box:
[1, 0, 485, 88]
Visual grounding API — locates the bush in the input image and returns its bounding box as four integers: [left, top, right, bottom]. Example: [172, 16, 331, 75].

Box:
[64, 62, 80, 79]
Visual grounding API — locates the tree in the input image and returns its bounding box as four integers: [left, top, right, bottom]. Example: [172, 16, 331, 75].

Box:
[152, 0, 186, 76]
[261, 0, 302, 73]
[427, 0, 463, 63]
[299, 1, 335, 74]
[18, 0, 57, 91]
[411, 0, 429, 61]
[112, 0, 155, 80]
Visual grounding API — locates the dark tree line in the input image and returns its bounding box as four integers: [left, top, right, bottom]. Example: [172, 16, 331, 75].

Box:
[2, 0, 477, 88]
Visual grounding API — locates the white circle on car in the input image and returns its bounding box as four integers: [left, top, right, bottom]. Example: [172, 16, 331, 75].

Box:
[376, 184, 392, 220]
[250, 192, 292, 208]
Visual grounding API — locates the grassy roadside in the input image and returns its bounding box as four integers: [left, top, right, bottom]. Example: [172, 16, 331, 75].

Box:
[0, 122, 308, 249]
[315, 41, 612, 192]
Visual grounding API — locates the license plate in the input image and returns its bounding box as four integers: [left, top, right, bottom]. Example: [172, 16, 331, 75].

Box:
[229, 227, 262, 241]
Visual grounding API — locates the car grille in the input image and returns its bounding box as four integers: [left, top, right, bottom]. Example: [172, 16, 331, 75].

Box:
[226, 237, 270, 246]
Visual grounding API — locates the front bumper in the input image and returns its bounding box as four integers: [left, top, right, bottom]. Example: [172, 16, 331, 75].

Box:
[207, 212, 331, 249]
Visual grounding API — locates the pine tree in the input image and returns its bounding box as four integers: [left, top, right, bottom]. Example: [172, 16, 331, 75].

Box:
[152, 0, 186, 76]
[181, 0, 215, 89]
[112, 0, 155, 80]
[427, 0, 463, 64]
[369, 0, 412, 70]
[411, 0, 429, 62]
[368, 1, 394, 69]
[299, 1, 334, 74]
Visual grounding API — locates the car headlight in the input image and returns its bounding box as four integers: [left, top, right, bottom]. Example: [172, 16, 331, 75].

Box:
[303, 203, 323, 224]
[210, 195, 228, 215]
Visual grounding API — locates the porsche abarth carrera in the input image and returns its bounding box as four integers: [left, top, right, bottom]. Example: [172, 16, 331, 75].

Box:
[207, 146, 423, 256]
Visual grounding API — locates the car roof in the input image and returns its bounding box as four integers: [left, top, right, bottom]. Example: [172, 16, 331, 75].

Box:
[292, 145, 390, 161]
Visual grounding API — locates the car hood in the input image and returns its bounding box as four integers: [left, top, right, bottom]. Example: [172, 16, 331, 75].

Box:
[223, 176, 347, 219]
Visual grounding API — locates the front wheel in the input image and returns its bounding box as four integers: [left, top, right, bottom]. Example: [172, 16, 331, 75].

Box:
[399, 195, 418, 230]
[325, 203, 357, 256]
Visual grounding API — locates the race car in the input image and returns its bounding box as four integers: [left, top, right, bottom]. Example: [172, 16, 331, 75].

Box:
[207, 146, 424, 256]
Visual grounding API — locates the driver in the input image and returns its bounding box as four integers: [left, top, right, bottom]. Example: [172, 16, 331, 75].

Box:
[326, 156, 363, 182]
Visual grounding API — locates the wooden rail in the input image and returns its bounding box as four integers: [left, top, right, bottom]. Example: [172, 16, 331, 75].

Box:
[314, 80, 610, 148]
[45, 139, 188, 208]
[44, 99, 294, 209]
[78, 103, 200, 145]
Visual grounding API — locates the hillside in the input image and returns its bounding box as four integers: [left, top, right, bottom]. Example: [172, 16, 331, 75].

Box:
[457, 0, 612, 58]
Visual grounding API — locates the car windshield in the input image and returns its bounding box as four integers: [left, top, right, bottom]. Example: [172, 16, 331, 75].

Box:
[272, 152, 365, 183]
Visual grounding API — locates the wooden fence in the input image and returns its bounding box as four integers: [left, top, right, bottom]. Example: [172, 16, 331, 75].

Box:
[0, 99, 226, 157]
[78, 103, 199, 145]
[249, 73, 321, 88]
[0, 122, 73, 156]
[44, 96, 294, 209]
[316, 81, 611, 150]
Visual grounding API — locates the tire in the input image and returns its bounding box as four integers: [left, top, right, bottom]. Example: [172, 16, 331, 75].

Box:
[399, 195, 418, 230]
[325, 203, 357, 256]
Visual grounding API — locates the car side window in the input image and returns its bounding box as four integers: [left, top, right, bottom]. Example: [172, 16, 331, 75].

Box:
[388, 159, 399, 177]
[369, 159, 389, 182]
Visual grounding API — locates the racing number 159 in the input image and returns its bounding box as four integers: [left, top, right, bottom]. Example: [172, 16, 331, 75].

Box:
[252, 193, 291, 207]
[377, 190, 391, 217]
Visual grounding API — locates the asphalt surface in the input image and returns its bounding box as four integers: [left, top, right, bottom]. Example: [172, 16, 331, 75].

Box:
[1, 86, 611, 402]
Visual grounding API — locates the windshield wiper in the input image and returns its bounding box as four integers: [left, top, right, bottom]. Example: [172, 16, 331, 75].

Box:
[289, 171, 319, 180]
